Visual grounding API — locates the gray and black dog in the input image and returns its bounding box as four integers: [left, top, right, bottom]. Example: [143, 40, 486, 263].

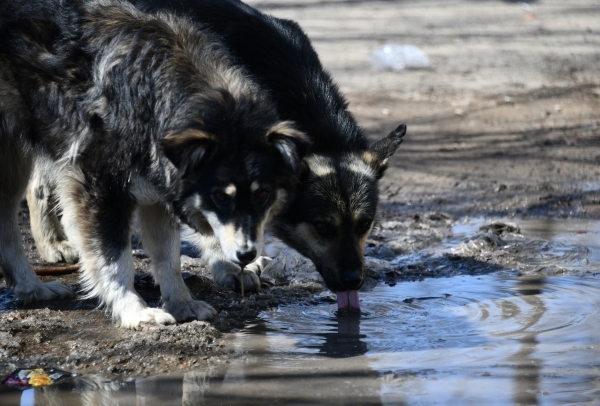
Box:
[0, 0, 308, 327]
[25, 0, 406, 312]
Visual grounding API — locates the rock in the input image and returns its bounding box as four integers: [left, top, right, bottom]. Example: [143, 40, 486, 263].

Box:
[365, 245, 396, 260]
[365, 257, 394, 279]
[260, 248, 321, 286]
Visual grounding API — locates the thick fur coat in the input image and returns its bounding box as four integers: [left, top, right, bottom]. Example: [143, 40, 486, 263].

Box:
[129, 0, 406, 309]
[0, 0, 308, 326]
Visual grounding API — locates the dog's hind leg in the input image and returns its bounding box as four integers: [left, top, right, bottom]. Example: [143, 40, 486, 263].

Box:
[0, 144, 73, 303]
[138, 203, 216, 322]
[26, 155, 78, 263]
[58, 173, 175, 328]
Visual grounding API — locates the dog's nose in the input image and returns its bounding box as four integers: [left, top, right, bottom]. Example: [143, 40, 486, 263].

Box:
[340, 269, 363, 289]
[236, 249, 257, 264]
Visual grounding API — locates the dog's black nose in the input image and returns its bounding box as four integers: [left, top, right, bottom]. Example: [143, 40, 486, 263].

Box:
[340, 270, 363, 289]
[236, 249, 257, 264]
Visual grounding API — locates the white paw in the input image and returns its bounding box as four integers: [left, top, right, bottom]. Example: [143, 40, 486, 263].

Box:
[165, 299, 217, 322]
[244, 256, 272, 276]
[14, 280, 73, 304]
[38, 240, 79, 263]
[118, 307, 176, 329]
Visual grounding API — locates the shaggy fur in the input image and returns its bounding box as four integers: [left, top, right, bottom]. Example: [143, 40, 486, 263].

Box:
[127, 0, 406, 304]
[0, 0, 308, 327]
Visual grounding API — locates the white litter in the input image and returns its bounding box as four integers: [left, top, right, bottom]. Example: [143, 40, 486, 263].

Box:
[371, 43, 430, 71]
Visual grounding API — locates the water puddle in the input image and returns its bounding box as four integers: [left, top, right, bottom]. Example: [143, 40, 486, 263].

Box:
[229, 273, 600, 404]
[433, 217, 600, 265]
[450, 217, 600, 275]
[4, 218, 600, 404]
[518, 218, 600, 266]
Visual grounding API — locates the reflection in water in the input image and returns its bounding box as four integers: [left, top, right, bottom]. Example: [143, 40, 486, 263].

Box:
[9, 369, 232, 406]
[508, 275, 546, 406]
[308, 314, 368, 358]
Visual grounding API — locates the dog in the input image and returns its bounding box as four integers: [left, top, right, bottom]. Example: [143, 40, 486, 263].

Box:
[0, 0, 308, 327]
[130, 0, 407, 310]
[27, 0, 406, 311]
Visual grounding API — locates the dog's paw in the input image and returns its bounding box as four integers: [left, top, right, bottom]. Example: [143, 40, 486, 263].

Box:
[214, 267, 261, 293]
[165, 299, 217, 322]
[212, 258, 267, 293]
[118, 308, 176, 329]
[244, 256, 272, 276]
[38, 240, 79, 263]
[14, 280, 73, 304]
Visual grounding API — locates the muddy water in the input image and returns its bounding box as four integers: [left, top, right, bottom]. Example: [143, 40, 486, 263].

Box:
[3, 219, 600, 405]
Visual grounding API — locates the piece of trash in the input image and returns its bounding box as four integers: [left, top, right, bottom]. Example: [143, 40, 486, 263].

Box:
[371, 44, 429, 71]
[520, 3, 537, 21]
[521, 2, 533, 12]
[2, 368, 72, 389]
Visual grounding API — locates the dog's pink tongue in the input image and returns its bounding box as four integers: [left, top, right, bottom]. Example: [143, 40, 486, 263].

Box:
[337, 290, 360, 311]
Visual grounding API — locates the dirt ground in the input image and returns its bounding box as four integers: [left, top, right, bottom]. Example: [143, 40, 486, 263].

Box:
[1, 0, 599, 379]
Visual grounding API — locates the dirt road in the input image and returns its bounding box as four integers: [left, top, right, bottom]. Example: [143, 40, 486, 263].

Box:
[275, 0, 600, 218]
[1, 0, 599, 379]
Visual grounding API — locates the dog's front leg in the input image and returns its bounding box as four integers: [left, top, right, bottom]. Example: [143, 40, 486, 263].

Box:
[59, 176, 175, 328]
[138, 204, 216, 322]
[182, 227, 262, 293]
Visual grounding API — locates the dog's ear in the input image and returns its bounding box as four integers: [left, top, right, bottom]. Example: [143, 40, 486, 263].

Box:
[161, 128, 215, 178]
[363, 123, 406, 179]
[267, 121, 311, 174]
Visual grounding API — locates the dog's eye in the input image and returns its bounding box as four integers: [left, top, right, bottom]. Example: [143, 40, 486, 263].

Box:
[314, 222, 330, 234]
[255, 187, 270, 200]
[357, 220, 372, 233]
[212, 192, 228, 203]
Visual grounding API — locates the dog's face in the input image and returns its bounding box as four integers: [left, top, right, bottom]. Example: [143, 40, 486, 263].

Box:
[162, 121, 308, 267]
[271, 124, 406, 293]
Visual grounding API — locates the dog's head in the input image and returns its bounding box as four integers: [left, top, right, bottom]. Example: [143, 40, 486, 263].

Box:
[271, 124, 406, 296]
[161, 94, 309, 267]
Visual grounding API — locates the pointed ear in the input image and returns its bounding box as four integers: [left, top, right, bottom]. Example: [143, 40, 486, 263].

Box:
[363, 123, 406, 179]
[161, 128, 215, 178]
[267, 121, 311, 174]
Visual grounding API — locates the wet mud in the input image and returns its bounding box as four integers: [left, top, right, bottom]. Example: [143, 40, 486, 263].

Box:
[1, 0, 600, 403]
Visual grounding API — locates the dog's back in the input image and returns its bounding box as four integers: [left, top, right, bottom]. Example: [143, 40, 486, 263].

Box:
[130, 0, 367, 152]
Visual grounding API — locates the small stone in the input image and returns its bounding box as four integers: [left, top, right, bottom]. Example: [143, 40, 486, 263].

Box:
[376, 246, 396, 260]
